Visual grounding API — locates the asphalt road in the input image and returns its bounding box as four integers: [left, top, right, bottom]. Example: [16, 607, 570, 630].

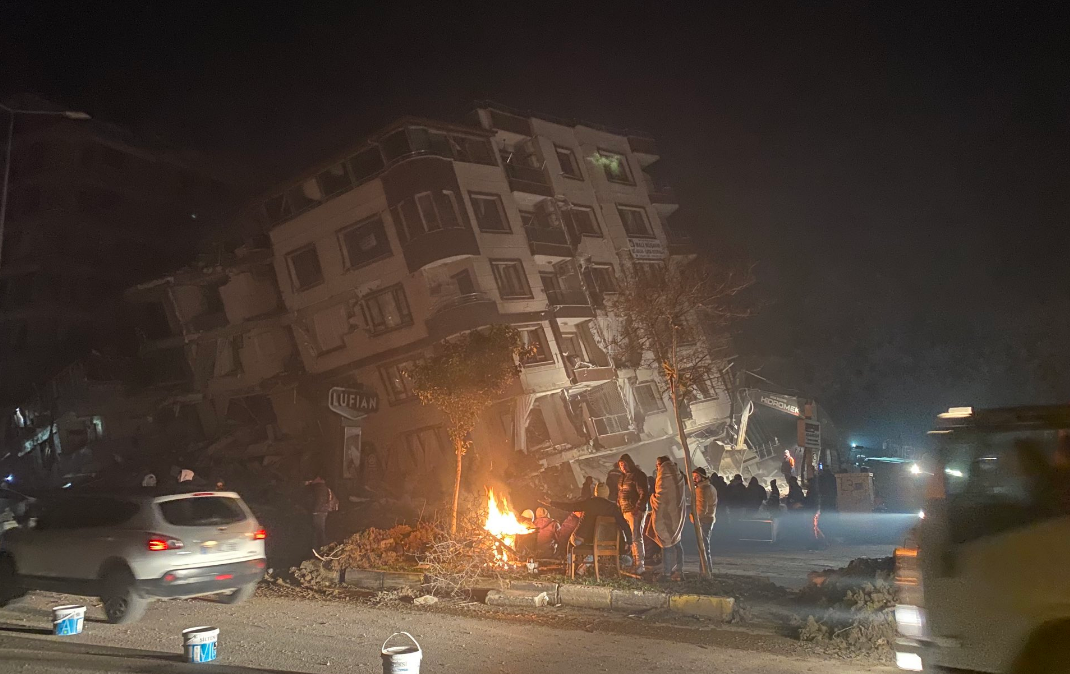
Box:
[0, 591, 890, 674]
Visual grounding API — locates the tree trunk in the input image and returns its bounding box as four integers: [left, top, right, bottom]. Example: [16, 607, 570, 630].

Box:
[670, 375, 711, 577]
[451, 438, 464, 534]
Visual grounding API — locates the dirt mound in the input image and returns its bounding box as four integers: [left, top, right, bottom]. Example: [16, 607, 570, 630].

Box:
[794, 556, 898, 657]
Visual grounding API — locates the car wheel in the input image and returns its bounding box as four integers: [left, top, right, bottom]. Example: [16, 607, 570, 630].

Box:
[218, 582, 257, 605]
[0, 555, 26, 607]
[100, 566, 148, 624]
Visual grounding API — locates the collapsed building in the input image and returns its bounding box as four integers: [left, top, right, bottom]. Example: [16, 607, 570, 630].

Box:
[2, 103, 739, 503]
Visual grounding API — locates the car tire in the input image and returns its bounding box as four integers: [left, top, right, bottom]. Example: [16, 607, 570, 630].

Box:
[0, 555, 26, 607]
[100, 565, 148, 624]
[219, 582, 257, 605]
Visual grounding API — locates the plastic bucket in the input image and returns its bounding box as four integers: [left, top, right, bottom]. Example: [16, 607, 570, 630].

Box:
[52, 605, 85, 636]
[182, 626, 219, 663]
[381, 632, 421, 674]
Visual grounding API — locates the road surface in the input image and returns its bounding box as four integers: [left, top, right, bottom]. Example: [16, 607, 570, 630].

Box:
[0, 590, 888, 674]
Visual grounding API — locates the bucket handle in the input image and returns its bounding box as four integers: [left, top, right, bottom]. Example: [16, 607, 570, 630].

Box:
[382, 631, 421, 653]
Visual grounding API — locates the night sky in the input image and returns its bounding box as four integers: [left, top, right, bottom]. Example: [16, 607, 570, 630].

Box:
[3, 2, 1068, 445]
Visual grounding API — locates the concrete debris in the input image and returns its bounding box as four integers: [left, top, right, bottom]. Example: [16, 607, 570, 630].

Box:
[414, 595, 439, 606]
[485, 590, 550, 608]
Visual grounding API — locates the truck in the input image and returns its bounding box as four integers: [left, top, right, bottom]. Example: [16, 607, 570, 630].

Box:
[894, 405, 1070, 673]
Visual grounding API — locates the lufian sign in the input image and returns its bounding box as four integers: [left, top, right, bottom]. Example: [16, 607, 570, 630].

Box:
[328, 387, 380, 420]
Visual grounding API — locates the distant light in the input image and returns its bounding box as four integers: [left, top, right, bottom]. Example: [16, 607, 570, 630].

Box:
[945, 468, 964, 478]
[3, 474, 13, 483]
[896, 651, 924, 671]
[62, 482, 72, 489]
[190, 213, 198, 219]
[917, 510, 925, 519]
[910, 463, 922, 475]
[938, 406, 973, 419]
[851, 443, 859, 449]
[62, 111, 92, 120]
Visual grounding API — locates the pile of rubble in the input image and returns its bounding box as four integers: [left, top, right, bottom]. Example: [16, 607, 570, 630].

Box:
[793, 556, 898, 657]
[316, 523, 438, 573]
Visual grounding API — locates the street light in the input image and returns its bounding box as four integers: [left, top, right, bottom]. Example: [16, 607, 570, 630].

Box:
[0, 103, 92, 271]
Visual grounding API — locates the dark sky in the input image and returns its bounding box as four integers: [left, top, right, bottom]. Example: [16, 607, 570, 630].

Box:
[3, 2, 1069, 445]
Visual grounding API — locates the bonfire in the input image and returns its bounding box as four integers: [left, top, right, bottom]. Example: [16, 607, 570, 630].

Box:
[483, 488, 533, 566]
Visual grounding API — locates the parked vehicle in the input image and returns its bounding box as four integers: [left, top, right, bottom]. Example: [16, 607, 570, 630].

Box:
[0, 488, 266, 623]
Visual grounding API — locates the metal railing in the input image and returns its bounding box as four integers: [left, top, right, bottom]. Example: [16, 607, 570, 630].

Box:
[545, 289, 589, 306]
[504, 162, 550, 185]
[523, 225, 569, 247]
[430, 291, 492, 315]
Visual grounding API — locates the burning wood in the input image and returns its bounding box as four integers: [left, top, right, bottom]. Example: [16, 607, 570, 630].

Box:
[483, 488, 533, 565]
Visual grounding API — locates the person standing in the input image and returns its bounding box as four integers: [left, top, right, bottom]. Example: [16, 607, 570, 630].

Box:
[651, 456, 687, 580]
[691, 467, 717, 570]
[579, 475, 594, 500]
[306, 476, 336, 549]
[616, 453, 649, 575]
[746, 477, 767, 514]
[767, 478, 782, 513]
[781, 450, 796, 482]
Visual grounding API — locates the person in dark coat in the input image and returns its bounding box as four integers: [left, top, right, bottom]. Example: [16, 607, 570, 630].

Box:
[786, 475, 805, 509]
[305, 476, 334, 548]
[580, 475, 594, 500]
[818, 468, 838, 511]
[547, 483, 630, 547]
[643, 473, 661, 566]
[767, 479, 782, 513]
[727, 474, 747, 516]
[711, 473, 728, 516]
[746, 477, 767, 514]
[606, 465, 623, 503]
[616, 453, 650, 574]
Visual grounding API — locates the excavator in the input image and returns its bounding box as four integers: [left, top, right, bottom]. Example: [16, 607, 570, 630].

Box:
[720, 390, 828, 481]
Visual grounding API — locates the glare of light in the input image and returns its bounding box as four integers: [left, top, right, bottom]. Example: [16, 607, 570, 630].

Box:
[895, 604, 926, 638]
[896, 651, 924, 671]
[910, 463, 922, 475]
[62, 482, 72, 489]
[917, 510, 925, 519]
[938, 406, 973, 419]
[3, 474, 13, 483]
[944, 468, 964, 478]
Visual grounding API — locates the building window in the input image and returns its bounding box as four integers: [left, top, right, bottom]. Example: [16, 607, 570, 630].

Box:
[318, 162, 352, 196]
[361, 284, 413, 333]
[635, 382, 666, 414]
[490, 259, 533, 299]
[694, 373, 720, 400]
[287, 245, 324, 291]
[380, 358, 424, 403]
[558, 333, 585, 365]
[555, 145, 582, 180]
[313, 304, 350, 352]
[589, 265, 618, 294]
[596, 149, 633, 185]
[450, 136, 497, 165]
[520, 326, 553, 365]
[519, 211, 536, 228]
[469, 192, 509, 232]
[348, 147, 385, 183]
[338, 216, 391, 270]
[402, 426, 451, 472]
[617, 205, 653, 237]
[568, 206, 601, 236]
[394, 191, 462, 242]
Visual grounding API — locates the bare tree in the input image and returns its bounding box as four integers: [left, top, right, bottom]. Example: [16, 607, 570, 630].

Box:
[410, 325, 527, 534]
[605, 257, 755, 575]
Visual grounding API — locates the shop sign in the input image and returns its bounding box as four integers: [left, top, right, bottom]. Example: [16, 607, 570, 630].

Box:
[328, 387, 379, 420]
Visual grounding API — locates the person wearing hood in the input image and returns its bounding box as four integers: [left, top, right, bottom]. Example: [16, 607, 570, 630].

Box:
[546, 482, 630, 548]
[691, 467, 717, 570]
[650, 456, 687, 580]
[727, 474, 747, 517]
[786, 475, 805, 509]
[746, 477, 767, 514]
[767, 479, 782, 513]
[580, 475, 594, 500]
[616, 453, 650, 575]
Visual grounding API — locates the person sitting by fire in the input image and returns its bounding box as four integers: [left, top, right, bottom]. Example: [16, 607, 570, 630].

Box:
[543, 482, 630, 549]
[531, 507, 559, 558]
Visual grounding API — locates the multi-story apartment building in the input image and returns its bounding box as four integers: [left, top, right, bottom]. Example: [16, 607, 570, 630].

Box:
[115, 104, 732, 498]
[0, 95, 233, 405]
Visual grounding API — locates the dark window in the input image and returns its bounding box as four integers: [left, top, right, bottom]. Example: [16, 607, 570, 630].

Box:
[555, 146, 582, 179]
[597, 149, 634, 184]
[380, 129, 412, 162]
[694, 373, 719, 399]
[263, 194, 287, 223]
[618, 205, 653, 237]
[339, 216, 391, 270]
[380, 358, 424, 403]
[362, 284, 413, 333]
[158, 496, 247, 527]
[520, 326, 552, 365]
[397, 191, 461, 240]
[558, 333, 584, 364]
[452, 269, 476, 295]
[286, 180, 322, 213]
[318, 162, 352, 196]
[451, 136, 497, 165]
[348, 147, 385, 183]
[287, 245, 324, 291]
[416, 193, 442, 232]
[434, 192, 461, 228]
[635, 383, 666, 413]
[519, 211, 536, 228]
[491, 259, 533, 299]
[569, 206, 601, 236]
[469, 192, 509, 232]
[589, 265, 618, 294]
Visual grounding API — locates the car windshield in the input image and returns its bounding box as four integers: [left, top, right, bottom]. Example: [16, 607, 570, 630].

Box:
[157, 496, 246, 527]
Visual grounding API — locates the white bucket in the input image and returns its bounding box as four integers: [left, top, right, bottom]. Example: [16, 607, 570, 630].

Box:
[51, 605, 85, 636]
[381, 632, 421, 674]
[182, 626, 219, 664]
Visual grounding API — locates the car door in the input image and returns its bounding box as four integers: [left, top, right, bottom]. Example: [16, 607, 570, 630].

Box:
[49, 496, 143, 581]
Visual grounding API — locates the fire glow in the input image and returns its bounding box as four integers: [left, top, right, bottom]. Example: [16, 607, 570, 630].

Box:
[483, 488, 533, 564]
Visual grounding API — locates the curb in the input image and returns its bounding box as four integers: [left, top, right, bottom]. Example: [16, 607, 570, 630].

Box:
[342, 568, 425, 591]
[669, 594, 735, 620]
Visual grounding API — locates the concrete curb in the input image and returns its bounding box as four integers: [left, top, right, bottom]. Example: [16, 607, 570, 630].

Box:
[669, 594, 735, 620]
[342, 568, 425, 591]
[486, 590, 550, 608]
[610, 589, 669, 612]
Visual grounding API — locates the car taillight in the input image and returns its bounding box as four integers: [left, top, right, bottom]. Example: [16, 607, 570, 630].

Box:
[253, 529, 267, 540]
[147, 536, 184, 551]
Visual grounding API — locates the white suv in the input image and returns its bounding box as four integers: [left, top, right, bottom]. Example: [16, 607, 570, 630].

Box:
[0, 489, 266, 623]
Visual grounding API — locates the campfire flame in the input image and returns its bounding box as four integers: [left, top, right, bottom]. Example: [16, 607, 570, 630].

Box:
[483, 488, 534, 564]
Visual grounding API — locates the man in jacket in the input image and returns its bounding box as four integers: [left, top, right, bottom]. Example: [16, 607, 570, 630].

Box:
[616, 453, 649, 575]
[547, 483, 630, 547]
[692, 467, 717, 570]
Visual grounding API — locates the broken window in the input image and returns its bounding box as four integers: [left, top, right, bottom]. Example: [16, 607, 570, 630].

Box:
[450, 136, 496, 165]
[313, 304, 350, 352]
[490, 259, 532, 299]
[286, 245, 324, 291]
[617, 205, 653, 237]
[588, 265, 619, 294]
[380, 129, 412, 162]
[555, 145, 582, 179]
[214, 335, 243, 376]
[379, 358, 424, 403]
[318, 162, 352, 196]
[567, 205, 601, 236]
[469, 192, 509, 232]
[348, 147, 385, 183]
[519, 326, 552, 365]
[596, 148, 634, 185]
[286, 178, 323, 213]
[635, 382, 666, 414]
[339, 216, 391, 270]
[361, 284, 413, 333]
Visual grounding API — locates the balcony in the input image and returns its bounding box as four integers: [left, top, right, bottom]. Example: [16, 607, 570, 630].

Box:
[504, 163, 554, 201]
[488, 109, 534, 137]
[642, 174, 678, 213]
[571, 365, 616, 385]
[546, 289, 594, 320]
[425, 291, 501, 341]
[666, 230, 697, 257]
[628, 135, 660, 166]
[524, 226, 572, 260]
[400, 226, 481, 273]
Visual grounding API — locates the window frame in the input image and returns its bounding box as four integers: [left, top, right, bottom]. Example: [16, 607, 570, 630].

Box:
[394, 190, 462, 242]
[568, 205, 602, 237]
[379, 357, 425, 404]
[338, 215, 392, 271]
[519, 325, 554, 366]
[489, 258, 534, 300]
[286, 244, 325, 292]
[617, 204, 654, 238]
[360, 283, 414, 334]
[554, 145, 583, 180]
[468, 192, 511, 233]
[589, 265, 619, 295]
[597, 148, 634, 185]
[635, 382, 667, 414]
